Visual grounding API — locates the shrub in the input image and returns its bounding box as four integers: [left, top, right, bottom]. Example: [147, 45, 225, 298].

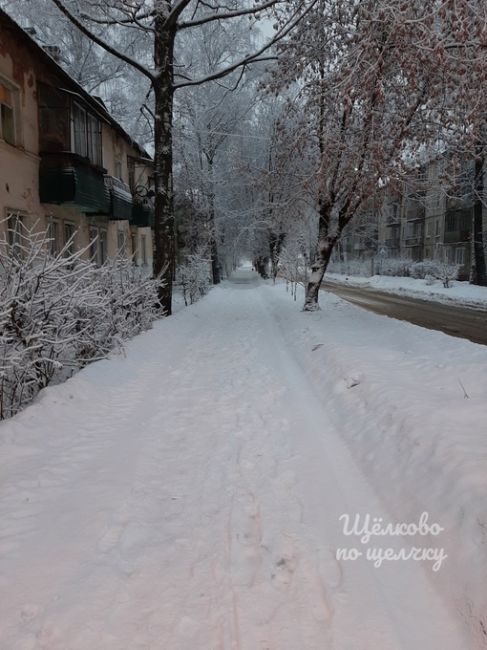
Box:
[0, 222, 163, 419]
[329, 256, 460, 287]
[378, 257, 412, 277]
[176, 251, 211, 305]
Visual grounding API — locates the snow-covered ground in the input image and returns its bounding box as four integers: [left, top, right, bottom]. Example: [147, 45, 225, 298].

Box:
[1, 271, 486, 649]
[327, 272, 487, 308]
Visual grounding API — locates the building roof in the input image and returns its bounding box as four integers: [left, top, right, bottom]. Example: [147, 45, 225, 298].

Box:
[0, 8, 152, 162]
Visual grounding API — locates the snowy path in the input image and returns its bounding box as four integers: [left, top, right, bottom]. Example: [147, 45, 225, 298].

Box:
[0, 271, 470, 649]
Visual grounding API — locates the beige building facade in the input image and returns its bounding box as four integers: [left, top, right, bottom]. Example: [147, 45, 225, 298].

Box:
[0, 9, 154, 268]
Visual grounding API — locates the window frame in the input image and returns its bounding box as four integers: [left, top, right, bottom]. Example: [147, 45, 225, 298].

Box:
[71, 101, 102, 166]
[117, 229, 126, 255]
[455, 246, 465, 265]
[99, 228, 107, 264]
[115, 160, 123, 181]
[5, 209, 26, 253]
[0, 76, 20, 146]
[140, 233, 147, 265]
[72, 102, 87, 158]
[86, 112, 102, 166]
[88, 225, 107, 265]
[63, 221, 77, 257]
[46, 217, 61, 255]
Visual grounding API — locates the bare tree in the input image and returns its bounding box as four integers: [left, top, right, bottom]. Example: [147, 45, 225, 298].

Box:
[47, 0, 317, 313]
[268, 0, 487, 309]
[174, 18, 259, 284]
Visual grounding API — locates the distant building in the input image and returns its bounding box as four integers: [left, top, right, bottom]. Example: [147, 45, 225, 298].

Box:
[0, 9, 154, 267]
[339, 195, 380, 261]
[344, 155, 487, 281]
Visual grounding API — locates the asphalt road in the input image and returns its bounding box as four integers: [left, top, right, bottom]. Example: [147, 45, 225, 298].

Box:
[322, 281, 487, 346]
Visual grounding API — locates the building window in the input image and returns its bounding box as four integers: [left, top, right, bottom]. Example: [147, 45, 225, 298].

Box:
[391, 203, 399, 222]
[64, 222, 76, 256]
[140, 234, 147, 265]
[406, 222, 423, 238]
[72, 102, 102, 166]
[115, 160, 123, 181]
[89, 226, 98, 262]
[47, 218, 60, 255]
[6, 210, 25, 253]
[89, 226, 108, 265]
[0, 81, 17, 145]
[117, 230, 126, 255]
[128, 158, 136, 191]
[87, 113, 102, 165]
[99, 228, 107, 264]
[73, 103, 87, 158]
[455, 247, 465, 265]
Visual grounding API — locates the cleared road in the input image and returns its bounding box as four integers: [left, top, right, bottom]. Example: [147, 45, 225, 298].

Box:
[323, 281, 487, 345]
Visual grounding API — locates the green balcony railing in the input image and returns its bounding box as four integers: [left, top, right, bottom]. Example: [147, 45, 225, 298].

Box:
[39, 152, 109, 214]
[105, 176, 133, 221]
[131, 200, 154, 227]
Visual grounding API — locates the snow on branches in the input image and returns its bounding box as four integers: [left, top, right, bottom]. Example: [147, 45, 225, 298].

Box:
[267, 0, 487, 308]
[0, 222, 163, 419]
[176, 250, 211, 305]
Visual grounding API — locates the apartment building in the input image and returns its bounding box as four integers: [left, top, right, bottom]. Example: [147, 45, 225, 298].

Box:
[378, 187, 402, 258]
[377, 158, 485, 279]
[0, 9, 154, 267]
[399, 168, 427, 262]
[339, 194, 380, 261]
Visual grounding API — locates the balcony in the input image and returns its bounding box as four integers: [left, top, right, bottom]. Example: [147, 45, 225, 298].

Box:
[444, 208, 471, 244]
[444, 230, 471, 244]
[105, 176, 133, 221]
[404, 203, 425, 222]
[39, 152, 109, 214]
[446, 193, 474, 212]
[405, 236, 423, 247]
[131, 199, 154, 228]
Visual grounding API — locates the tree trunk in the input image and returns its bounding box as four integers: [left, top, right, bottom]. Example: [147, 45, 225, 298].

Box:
[254, 256, 269, 278]
[207, 157, 220, 284]
[303, 204, 337, 310]
[210, 239, 220, 284]
[471, 155, 487, 286]
[269, 230, 285, 283]
[153, 15, 176, 315]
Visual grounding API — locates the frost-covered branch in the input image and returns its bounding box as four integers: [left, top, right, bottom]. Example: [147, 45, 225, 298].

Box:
[0, 222, 163, 419]
[49, 0, 155, 80]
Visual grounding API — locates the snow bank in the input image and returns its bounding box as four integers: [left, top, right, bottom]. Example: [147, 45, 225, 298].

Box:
[326, 272, 487, 308]
[266, 282, 487, 647]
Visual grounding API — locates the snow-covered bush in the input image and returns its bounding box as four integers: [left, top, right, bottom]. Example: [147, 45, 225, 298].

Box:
[0, 222, 162, 419]
[94, 257, 161, 348]
[432, 260, 460, 288]
[409, 260, 438, 279]
[409, 260, 460, 286]
[177, 252, 211, 305]
[377, 257, 412, 277]
[280, 244, 309, 300]
[329, 256, 460, 287]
